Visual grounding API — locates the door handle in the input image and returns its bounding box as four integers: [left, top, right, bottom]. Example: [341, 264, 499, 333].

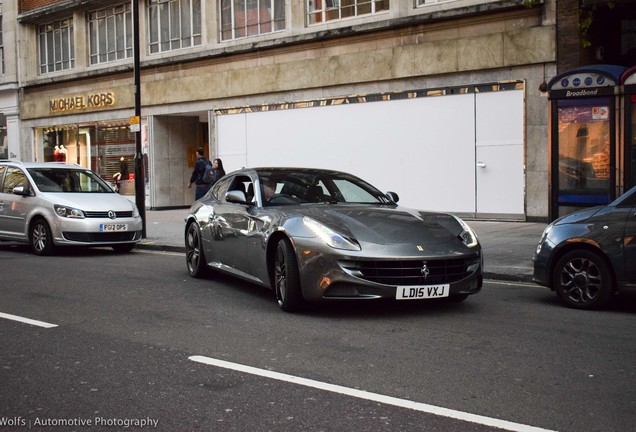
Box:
[477, 162, 487, 168]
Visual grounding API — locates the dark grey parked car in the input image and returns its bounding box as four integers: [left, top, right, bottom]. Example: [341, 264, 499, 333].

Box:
[185, 167, 483, 312]
[533, 186, 636, 309]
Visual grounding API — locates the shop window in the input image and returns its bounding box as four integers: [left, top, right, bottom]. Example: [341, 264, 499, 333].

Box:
[557, 101, 611, 196]
[307, 0, 389, 24]
[630, 94, 636, 188]
[39, 18, 75, 74]
[219, 0, 285, 41]
[0, 114, 6, 160]
[88, 3, 133, 65]
[148, 0, 201, 54]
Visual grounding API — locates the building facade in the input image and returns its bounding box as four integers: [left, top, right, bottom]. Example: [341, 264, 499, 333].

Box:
[15, 0, 558, 219]
[1, 0, 20, 160]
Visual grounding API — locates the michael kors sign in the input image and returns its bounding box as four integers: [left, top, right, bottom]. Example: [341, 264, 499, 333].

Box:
[49, 92, 115, 113]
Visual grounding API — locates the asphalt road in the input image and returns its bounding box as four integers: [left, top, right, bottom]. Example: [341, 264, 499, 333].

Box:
[1, 245, 635, 432]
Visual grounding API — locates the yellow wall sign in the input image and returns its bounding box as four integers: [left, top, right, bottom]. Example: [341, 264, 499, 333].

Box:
[130, 116, 141, 132]
[49, 92, 115, 113]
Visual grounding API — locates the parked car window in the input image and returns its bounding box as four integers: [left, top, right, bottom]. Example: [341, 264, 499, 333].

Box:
[226, 175, 252, 202]
[210, 175, 232, 199]
[332, 178, 381, 203]
[27, 168, 112, 193]
[2, 167, 28, 193]
[0, 165, 5, 188]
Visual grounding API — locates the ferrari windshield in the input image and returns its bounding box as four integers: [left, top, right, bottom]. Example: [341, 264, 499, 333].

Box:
[28, 168, 114, 193]
[257, 169, 391, 206]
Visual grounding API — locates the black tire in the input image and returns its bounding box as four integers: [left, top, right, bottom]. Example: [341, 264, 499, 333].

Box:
[552, 249, 613, 310]
[112, 243, 135, 253]
[30, 218, 55, 256]
[186, 222, 208, 278]
[273, 238, 304, 312]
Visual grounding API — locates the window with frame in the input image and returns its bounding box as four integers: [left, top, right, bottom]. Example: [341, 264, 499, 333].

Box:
[147, 0, 201, 54]
[39, 18, 74, 74]
[307, 0, 388, 24]
[0, 16, 4, 75]
[219, 0, 285, 41]
[88, 3, 133, 65]
[415, 0, 455, 6]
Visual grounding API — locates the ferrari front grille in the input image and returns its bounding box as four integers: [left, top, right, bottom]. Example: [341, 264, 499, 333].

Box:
[339, 258, 476, 286]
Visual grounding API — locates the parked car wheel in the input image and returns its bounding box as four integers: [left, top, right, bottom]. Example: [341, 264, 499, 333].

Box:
[112, 243, 135, 253]
[30, 218, 55, 256]
[274, 238, 304, 312]
[186, 222, 208, 278]
[552, 250, 613, 310]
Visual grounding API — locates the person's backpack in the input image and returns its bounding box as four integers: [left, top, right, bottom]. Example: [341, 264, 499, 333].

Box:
[201, 160, 216, 184]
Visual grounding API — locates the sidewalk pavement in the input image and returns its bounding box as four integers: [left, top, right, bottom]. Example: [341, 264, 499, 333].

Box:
[138, 209, 548, 283]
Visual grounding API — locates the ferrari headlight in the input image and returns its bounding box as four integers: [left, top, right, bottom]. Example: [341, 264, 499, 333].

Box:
[303, 217, 361, 251]
[455, 216, 478, 248]
[54, 205, 85, 219]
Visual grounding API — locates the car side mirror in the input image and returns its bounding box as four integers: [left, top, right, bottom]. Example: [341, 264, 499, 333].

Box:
[386, 191, 399, 204]
[226, 189, 249, 205]
[12, 186, 30, 197]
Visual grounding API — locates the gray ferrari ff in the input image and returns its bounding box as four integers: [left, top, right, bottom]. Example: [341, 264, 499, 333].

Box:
[185, 168, 482, 312]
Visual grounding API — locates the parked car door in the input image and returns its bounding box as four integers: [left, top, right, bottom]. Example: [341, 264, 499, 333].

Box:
[208, 175, 255, 276]
[0, 167, 31, 239]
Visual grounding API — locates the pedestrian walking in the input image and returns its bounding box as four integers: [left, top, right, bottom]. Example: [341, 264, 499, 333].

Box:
[187, 148, 210, 200]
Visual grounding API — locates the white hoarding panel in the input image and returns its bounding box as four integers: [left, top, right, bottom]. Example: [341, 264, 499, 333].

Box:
[217, 113, 248, 170]
[475, 90, 525, 216]
[235, 94, 476, 213]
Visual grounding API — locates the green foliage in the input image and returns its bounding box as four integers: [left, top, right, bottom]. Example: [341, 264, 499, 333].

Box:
[579, 1, 615, 48]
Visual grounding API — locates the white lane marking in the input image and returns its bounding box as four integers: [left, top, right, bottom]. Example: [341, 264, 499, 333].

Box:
[189, 355, 556, 432]
[135, 249, 182, 257]
[485, 280, 539, 288]
[0, 312, 58, 328]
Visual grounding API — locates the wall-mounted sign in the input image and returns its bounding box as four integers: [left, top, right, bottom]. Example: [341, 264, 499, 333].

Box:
[49, 92, 115, 113]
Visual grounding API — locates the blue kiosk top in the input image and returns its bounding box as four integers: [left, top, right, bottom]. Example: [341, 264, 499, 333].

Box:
[549, 65, 626, 94]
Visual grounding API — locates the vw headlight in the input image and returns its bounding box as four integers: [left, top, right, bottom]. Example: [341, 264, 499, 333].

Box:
[54, 205, 85, 219]
[303, 217, 361, 251]
[455, 216, 479, 248]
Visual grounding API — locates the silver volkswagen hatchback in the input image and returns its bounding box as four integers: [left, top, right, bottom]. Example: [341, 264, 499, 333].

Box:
[0, 160, 142, 255]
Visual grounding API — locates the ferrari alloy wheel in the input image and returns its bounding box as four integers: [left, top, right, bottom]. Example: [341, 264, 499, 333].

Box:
[274, 238, 303, 312]
[186, 222, 208, 278]
[553, 250, 613, 310]
[30, 218, 54, 256]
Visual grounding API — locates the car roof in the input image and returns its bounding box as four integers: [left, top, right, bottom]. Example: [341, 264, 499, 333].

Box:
[0, 160, 84, 170]
[233, 167, 352, 176]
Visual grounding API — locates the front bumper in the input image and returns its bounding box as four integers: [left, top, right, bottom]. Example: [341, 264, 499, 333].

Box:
[294, 240, 483, 302]
[51, 216, 143, 246]
[532, 237, 555, 289]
